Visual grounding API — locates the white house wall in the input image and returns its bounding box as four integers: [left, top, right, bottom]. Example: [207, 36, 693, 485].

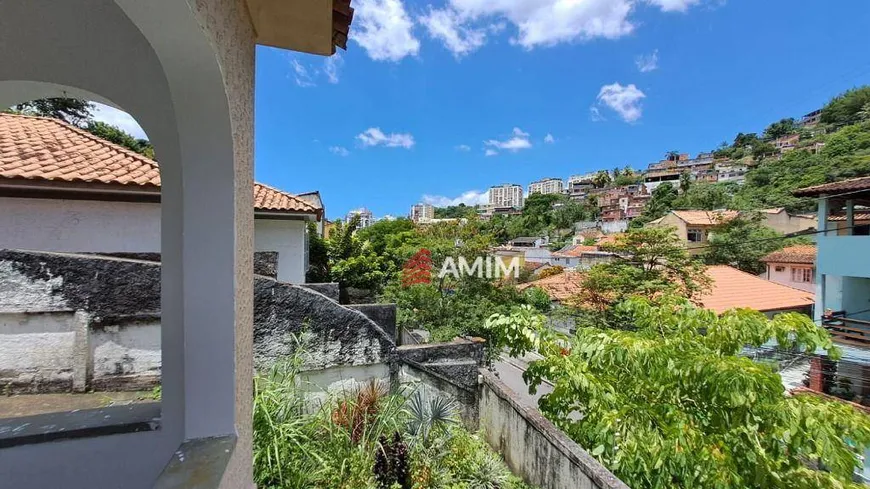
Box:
[0, 196, 308, 283]
[254, 219, 307, 283]
[0, 197, 162, 252]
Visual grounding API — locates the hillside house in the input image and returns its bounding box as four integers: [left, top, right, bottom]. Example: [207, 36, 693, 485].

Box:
[761, 245, 817, 293]
[649, 209, 816, 254]
[0, 113, 321, 284]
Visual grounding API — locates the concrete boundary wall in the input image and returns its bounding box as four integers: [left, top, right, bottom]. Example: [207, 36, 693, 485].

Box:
[479, 370, 629, 489]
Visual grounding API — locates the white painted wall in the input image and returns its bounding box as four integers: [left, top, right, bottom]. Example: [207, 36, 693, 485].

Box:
[91, 322, 161, 380]
[0, 196, 309, 283]
[0, 312, 75, 389]
[0, 197, 161, 252]
[254, 219, 308, 283]
[763, 263, 816, 293]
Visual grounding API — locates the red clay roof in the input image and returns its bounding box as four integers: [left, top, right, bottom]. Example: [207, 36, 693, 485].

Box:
[552, 245, 600, 258]
[671, 210, 739, 226]
[517, 271, 584, 302]
[0, 113, 317, 215]
[794, 176, 870, 197]
[699, 265, 814, 314]
[762, 245, 817, 265]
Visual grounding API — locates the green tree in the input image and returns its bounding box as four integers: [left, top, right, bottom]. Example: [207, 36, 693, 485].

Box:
[630, 183, 678, 228]
[665, 150, 680, 161]
[822, 86, 870, 127]
[13, 98, 93, 125]
[486, 298, 870, 489]
[703, 213, 784, 274]
[434, 204, 477, 219]
[305, 222, 330, 283]
[85, 121, 155, 158]
[763, 118, 798, 140]
[679, 171, 692, 194]
[576, 227, 711, 310]
[592, 171, 612, 188]
[611, 167, 621, 179]
[672, 182, 734, 210]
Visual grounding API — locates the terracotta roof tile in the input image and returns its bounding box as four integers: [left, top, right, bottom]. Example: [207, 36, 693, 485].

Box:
[0, 113, 317, 216]
[700, 265, 814, 314]
[517, 271, 584, 302]
[762, 245, 817, 265]
[552, 245, 600, 258]
[794, 176, 870, 197]
[671, 210, 739, 226]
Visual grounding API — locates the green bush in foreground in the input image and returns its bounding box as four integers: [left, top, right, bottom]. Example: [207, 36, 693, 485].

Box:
[253, 360, 534, 489]
[485, 300, 870, 489]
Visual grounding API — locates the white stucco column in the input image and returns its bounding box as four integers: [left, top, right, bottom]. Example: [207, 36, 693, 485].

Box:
[815, 195, 829, 322]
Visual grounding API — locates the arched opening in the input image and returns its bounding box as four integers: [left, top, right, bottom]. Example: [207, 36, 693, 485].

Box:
[0, 95, 164, 421]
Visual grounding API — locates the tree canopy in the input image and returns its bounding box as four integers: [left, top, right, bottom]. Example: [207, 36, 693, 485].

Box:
[485, 298, 870, 489]
[822, 86, 870, 127]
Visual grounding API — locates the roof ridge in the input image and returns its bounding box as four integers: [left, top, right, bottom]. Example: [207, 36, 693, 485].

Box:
[254, 182, 317, 213]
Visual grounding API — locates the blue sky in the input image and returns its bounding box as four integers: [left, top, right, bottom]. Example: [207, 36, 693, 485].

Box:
[100, 0, 870, 220]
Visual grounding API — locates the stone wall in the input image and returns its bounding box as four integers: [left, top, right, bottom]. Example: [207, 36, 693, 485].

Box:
[0, 250, 394, 394]
[479, 370, 629, 489]
[301, 282, 340, 302]
[397, 340, 485, 429]
[347, 304, 397, 342]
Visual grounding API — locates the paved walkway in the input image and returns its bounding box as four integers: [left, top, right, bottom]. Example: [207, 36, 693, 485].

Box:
[492, 354, 553, 410]
[0, 391, 152, 419]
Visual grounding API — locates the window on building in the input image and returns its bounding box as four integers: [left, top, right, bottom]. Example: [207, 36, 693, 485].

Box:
[775, 266, 785, 272]
[791, 267, 814, 283]
[687, 228, 704, 243]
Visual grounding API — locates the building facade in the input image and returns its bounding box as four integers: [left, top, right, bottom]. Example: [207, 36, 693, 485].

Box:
[347, 207, 375, 228]
[528, 178, 564, 195]
[489, 184, 524, 209]
[410, 202, 435, 223]
[761, 245, 817, 293]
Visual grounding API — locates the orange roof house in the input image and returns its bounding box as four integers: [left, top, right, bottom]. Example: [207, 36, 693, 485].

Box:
[0, 113, 319, 218]
[762, 245, 816, 265]
[699, 265, 814, 315]
[0, 113, 320, 284]
[517, 271, 584, 303]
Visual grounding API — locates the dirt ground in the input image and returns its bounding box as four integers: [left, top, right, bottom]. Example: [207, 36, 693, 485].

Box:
[0, 391, 154, 419]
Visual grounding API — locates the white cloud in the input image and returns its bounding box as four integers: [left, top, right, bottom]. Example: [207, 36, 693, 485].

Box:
[351, 0, 420, 61]
[417, 0, 705, 54]
[596, 83, 646, 123]
[485, 149, 498, 156]
[544, 133, 555, 143]
[330, 146, 350, 156]
[589, 106, 605, 122]
[291, 59, 316, 87]
[635, 49, 659, 72]
[443, 0, 635, 49]
[455, 144, 471, 151]
[645, 0, 701, 12]
[356, 127, 416, 149]
[484, 127, 532, 152]
[324, 53, 343, 84]
[90, 102, 148, 140]
[419, 7, 487, 58]
[422, 189, 489, 207]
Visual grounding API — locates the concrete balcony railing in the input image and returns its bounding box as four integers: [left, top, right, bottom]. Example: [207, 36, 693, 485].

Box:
[817, 236, 870, 279]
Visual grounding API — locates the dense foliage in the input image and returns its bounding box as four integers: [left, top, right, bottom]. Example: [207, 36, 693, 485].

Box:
[253, 354, 534, 489]
[578, 227, 711, 310]
[485, 299, 870, 489]
[702, 213, 809, 274]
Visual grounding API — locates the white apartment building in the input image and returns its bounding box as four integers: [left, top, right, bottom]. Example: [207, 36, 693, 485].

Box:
[568, 173, 598, 184]
[346, 207, 375, 228]
[489, 184, 525, 209]
[410, 203, 435, 223]
[528, 178, 565, 195]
